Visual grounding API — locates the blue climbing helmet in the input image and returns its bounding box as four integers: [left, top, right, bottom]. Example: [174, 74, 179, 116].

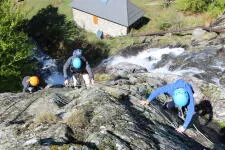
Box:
[72, 57, 82, 69]
[73, 49, 82, 57]
[172, 88, 189, 107]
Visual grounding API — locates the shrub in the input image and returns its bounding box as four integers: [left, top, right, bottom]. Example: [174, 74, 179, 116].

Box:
[94, 73, 115, 81]
[34, 112, 57, 124]
[176, 0, 225, 17]
[207, 0, 225, 17]
[159, 22, 172, 31]
[65, 109, 89, 140]
[176, 0, 208, 12]
[0, 0, 34, 92]
[65, 109, 88, 130]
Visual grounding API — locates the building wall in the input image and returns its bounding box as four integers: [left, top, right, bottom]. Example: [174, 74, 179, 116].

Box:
[72, 9, 128, 37]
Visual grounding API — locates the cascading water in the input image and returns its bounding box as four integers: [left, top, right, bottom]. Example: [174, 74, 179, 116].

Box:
[108, 47, 184, 71]
[32, 43, 224, 87]
[102, 47, 225, 87]
[33, 48, 64, 85]
[103, 47, 199, 74]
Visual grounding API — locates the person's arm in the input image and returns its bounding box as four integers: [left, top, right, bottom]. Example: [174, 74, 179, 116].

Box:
[22, 76, 30, 92]
[23, 85, 28, 92]
[182, 86, 195, 129]
[81, 56, 94, 80]
[147, 84, 171, 102]
[86, 63, 94, 80]
[63, 57, 72, 80]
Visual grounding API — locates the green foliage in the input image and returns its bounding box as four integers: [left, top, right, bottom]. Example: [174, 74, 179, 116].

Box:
[176, 0, 209, 12]
[159, 22, 172, 31]
[219, 121, 225, 128]
[25, 5, 85, 60]
[176, 0, 225, 16]
[25, 5, 109, 66]
[0, 0, 34, 92]
[207, 0, 225, 17]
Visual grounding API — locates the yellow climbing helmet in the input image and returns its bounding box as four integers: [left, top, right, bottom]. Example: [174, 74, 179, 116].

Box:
[28, 76, 40, 86]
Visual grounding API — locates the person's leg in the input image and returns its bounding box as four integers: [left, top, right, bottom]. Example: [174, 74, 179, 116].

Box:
[163, 101, 175, 109]
[82, 74, 90, 87]
[72, 75, 77, 87]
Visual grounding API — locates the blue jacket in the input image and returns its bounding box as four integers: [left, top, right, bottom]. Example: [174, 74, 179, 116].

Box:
[147, 79, 195, 129]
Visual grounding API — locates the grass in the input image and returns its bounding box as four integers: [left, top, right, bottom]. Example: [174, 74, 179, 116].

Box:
[86, 32, 142, 55]
[65, 109, 89, 141]
[130, 0, 214, 33]
[34, 112, 57, 125]
[18, 0, 215, 32]
[16, 0, 73, 20]
[16, 0, 217, 56]
[94, 73, 115, 81]
[65, 109, 88, 130]
[219, 122, 225, 128]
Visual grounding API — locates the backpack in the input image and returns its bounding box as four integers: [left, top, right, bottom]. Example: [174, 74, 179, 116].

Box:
[70, 56, 86, 73]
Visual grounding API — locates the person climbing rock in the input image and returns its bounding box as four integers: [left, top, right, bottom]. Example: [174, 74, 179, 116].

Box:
[22, 76, 44, 93]
[63, 49, 94, 88]
[140, 79, 195, 134]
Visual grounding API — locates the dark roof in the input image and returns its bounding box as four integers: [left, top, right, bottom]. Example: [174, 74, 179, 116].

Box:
[70, 0, 145, 27]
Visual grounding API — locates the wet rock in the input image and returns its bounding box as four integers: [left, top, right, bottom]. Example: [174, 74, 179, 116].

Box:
[191, 28, 218, 47]
[106, 62, 148, 76]
[211, 12, 225, 29]
[220, 73, 225, 85]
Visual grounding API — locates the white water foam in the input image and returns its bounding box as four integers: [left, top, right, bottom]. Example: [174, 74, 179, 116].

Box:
[109, 47, 185, 72]
[33, 49, 64, 85]
[103, 47, 209, 77]
[45, 72, 65, 85]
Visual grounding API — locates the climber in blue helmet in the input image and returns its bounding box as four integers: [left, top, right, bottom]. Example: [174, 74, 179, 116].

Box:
[63, 49, 94, 87]
[140, 79, 195, 134]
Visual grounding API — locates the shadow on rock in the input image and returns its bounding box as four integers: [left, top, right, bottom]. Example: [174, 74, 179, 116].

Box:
[65, 126, 98, 149]
[195, 99, 213, 125]
[39, 138, 67, 146]
[220, 127, 225, 143]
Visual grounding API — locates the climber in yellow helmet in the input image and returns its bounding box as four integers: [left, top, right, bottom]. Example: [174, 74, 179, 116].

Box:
[22, 76, 44, 93]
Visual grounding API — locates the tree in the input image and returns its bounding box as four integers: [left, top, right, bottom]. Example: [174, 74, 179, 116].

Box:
[0, 0, 33, 92]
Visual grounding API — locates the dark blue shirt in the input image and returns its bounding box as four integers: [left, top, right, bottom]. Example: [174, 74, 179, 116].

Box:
[147, 79, 195, 129]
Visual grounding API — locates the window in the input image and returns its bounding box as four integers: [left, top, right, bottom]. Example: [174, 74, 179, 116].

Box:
[93, 16, 98, 24]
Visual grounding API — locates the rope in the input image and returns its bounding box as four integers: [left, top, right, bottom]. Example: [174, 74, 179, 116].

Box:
[193, 124, 214, 145]
[96, 81, 215, 144]
[96, 81, 178, 128]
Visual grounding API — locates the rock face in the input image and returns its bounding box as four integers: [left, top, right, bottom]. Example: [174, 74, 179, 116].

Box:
[211, 12, 225, 29]
[106, 62, 148, 76]
[191, 28, 218, 47]
[0, 73, 225, 149]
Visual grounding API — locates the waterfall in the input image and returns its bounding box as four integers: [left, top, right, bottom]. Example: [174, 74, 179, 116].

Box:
[33, 47, 64, 85]
[101, 47, 224, 86]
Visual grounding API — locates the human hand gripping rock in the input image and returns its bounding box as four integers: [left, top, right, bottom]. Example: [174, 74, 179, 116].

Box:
[64, 79, 69, 86]
[91, 78, 94, 85]
[140, 100, 150, 105]
[176, 126, 185, 134]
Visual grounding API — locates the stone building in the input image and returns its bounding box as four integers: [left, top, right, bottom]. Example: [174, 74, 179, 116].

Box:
[70, 0, 144, 37]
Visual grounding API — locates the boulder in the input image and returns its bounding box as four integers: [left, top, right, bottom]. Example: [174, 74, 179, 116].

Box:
[106, 62, 148, 76]
[0, 73, 225, 149]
